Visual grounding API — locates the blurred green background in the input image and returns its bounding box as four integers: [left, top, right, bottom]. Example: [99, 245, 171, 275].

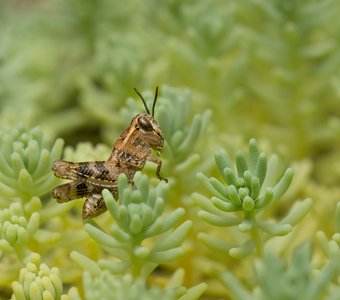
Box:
[2, 0, 340, 173]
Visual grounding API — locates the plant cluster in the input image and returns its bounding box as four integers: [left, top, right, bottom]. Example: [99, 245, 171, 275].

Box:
[1, 0, 340, 299]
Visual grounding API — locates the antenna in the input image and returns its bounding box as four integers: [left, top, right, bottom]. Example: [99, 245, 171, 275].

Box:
[134, 88, 150, 115]
[151, 86, 159, 117]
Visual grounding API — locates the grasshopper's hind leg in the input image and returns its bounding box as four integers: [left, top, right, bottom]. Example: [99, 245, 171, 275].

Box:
[52, 181, 94, 203]
[82, 193, 107, 219]
[82, 187, 119, 219]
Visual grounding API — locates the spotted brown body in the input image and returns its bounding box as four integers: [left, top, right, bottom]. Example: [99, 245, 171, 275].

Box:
[52, 87, 167, 219]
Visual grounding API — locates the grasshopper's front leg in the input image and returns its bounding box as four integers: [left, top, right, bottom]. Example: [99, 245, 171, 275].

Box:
[147, 154, 168, 183]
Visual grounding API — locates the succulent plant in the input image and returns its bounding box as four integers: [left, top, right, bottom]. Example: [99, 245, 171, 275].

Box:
[194, 139, 312, 258]
[0, 127, 63, 201]
[220, 243, 340, 300]
[11, 255, 80, 300]
[83, 269, 206, 300]
[0, 202, 39, 260]
[72, 172, 192, 278]
[1, 0, 340, 298]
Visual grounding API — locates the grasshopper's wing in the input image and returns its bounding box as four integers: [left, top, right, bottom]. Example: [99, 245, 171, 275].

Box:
[52, 160, 119, 188]
[52, 181, 94, 203]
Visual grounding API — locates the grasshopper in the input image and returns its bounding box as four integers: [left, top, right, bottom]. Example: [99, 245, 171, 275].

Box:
[52, 87, 167, 219]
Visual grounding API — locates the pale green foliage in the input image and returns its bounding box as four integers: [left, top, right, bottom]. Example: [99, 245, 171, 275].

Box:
[315, 204, 340, 299]
[0, 127, 63, 201]
[1, 0, 340, 167]
[316, 202, 340, 280]
[326, 284, 340, 300]
[194, 139, 312, 257]
[0, 201, 39, 260]
[157, 87, 211, 178]
[72, 172, 192, 278]
[84, 272, 178, 300]
[63, 142, 111, 162]
[11, 255, 80, 300]
[1, 0, 340, 299]
[83, 269, 207, 300]
[220, 243, 340, 300]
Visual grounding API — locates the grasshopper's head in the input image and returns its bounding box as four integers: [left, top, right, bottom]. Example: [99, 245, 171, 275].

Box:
[134, 113, 164, 151]
[134, 87, 164, 152]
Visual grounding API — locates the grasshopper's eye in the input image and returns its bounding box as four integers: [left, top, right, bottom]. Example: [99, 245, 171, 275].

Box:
[138, 116, 153, 132]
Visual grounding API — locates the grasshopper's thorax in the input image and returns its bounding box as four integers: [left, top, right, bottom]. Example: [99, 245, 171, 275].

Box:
[109, 113, 164, 160]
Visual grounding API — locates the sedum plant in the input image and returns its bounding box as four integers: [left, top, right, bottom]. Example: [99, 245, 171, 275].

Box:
[0, 199, 42, 290]
[0, 202, 39, 261]
[220, 243, 340, 300]
[316, 202, 340, 300]
[0, 127, 63, 202]
[83, 269, 207, 300]
[11, 255, 80, 300]
[155, 86, 211, 178]
[71, 172, 206, 299]
[1, 0, 340, 298]
[71, 172, 192, 278]
[194, 139, 312, 258]
[83, 272, 178, 300]
[316, 202, 340, 277]
[63, 142, 111, 162]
